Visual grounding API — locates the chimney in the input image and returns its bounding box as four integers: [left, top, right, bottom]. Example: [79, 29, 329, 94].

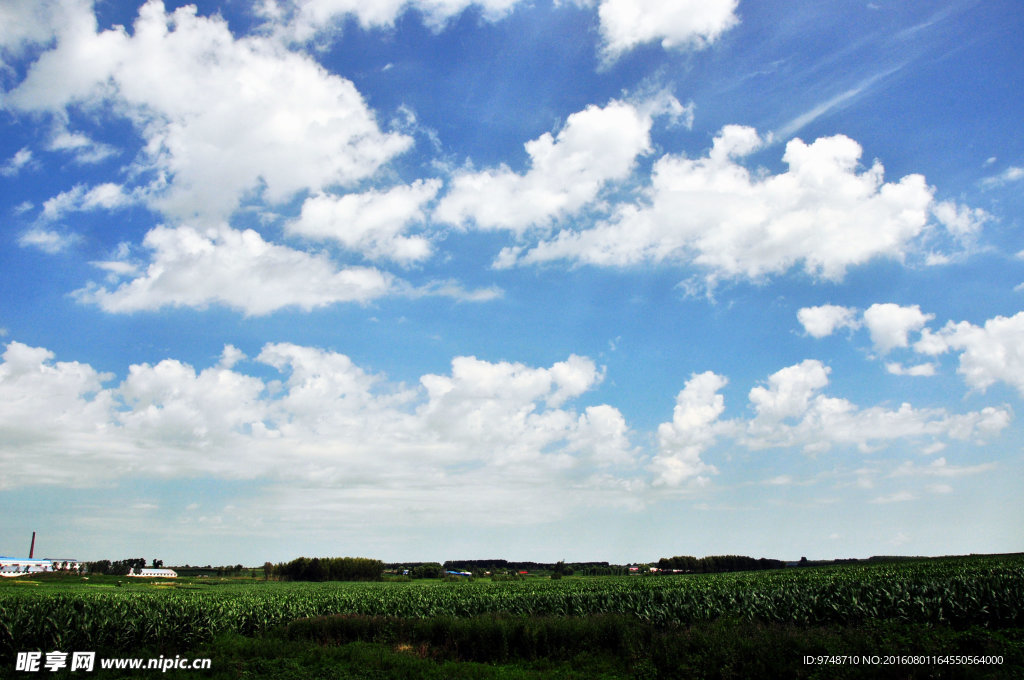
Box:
[29, 531, 36, 559]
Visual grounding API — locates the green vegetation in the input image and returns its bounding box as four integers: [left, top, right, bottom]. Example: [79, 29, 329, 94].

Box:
[1, 554, 1021, 678]
[656, 554, 786, 573]
[269, 556, 384, 582]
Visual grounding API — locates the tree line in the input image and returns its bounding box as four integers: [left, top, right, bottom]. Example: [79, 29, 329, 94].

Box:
[269, 557, 383, 581]
[85, 558, 148, 575]
[440, 559, 611, 573]
[656, 554, 786, 573]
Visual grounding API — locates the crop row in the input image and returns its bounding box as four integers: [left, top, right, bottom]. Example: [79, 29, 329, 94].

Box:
[1, 556, 1021, 659]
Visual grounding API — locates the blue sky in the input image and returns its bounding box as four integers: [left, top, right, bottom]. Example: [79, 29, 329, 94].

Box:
[1, 0, 1022, 566]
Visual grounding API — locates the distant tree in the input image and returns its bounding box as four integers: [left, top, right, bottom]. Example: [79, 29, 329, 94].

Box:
[87, 560, 111, 575]
[411, 562, 443, 579]
[152, 559, 163, 568]
[263, 562, 273, 580]
[272, 556, 383, 582]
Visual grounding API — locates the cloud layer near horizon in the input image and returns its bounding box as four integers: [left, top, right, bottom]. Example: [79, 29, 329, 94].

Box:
[1, 339, 1008, 510]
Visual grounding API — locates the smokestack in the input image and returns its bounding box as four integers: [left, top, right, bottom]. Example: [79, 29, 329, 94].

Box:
[29, 531, 35, 559]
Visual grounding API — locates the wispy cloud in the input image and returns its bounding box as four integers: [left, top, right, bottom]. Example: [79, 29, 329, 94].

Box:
[980, 166, 1024, 189]
[775, 66, 903, 140]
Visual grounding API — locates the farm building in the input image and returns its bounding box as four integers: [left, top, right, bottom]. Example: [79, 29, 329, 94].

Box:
[0, 533, 80, 576]
[128, 568, 178, 578]
[0, 557, 83, 576]
[0, 558, 54, 576]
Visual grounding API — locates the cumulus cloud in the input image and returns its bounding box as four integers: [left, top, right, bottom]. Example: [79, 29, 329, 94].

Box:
[803, 303, 1024, 395]
[0, 341, 117, 488]
[915, 312, 1024, 396]
[742, 359, 1009, 453]
[510, 128, 938, 284]
[41, 183, 133, 221]
[264, 0, 523, 39]
[262, 0, 739, 61]
[0, 0, 92, 58]
[0, 340, 640, 517]
[436, 98, 659, 233]
[76, 222, 501, 314]
[7, 0, 412, 224]
[749, 360, 830, 422]
[930, 200, 989, 244]
[1, 340, 1011, 521]
[287, 179, 442, 264]
[74, 224, 397, 315]
[119, 358, 270, 459]
[862, 303, 934, 354]
[650, 357, 1010, 485]
[596, 0, 739, 61]
[797, 304, 860, 338]
[649, 371, 727, 486]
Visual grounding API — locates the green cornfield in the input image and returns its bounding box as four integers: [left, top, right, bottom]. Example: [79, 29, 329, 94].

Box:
[1, 555, 1021, 662]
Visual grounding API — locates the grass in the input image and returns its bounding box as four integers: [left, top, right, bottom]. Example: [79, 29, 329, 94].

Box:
[38, 618, 1021, 679]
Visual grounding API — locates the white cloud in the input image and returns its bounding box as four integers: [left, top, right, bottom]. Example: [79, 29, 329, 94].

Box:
[0, 341, 117, 488]
[920, 312, 1024, 396]
[41, 183, 133, 221]
[287, 179, 442, 264]
[219, 345, 246, 369]
[870, 490, 916, 504]
[266, 0, 738, 61]
[980, 166, 1024, 188]
[0, 340, 1011, 524]
[436, 99, 657, 233]
[568, 404, 635, 466]
[749, 360, 830, 422]
[797, 304, 860, 338]
[76, 222, 502, 314]
[884, 361, 936, 377]
[511, 128, 937, 284]
[0, 0, 91, 58]
[649, 371, 727, 486]
[742, 359, 1010, 453]
[0, 340, 640, 519]
[931, 200, 989, 243]
[775, 68, 900, 140]
[891, 456, 998, 479]
[74, 224, 397, 315]
[596, 0, 739, 61]
[862, 303, 933, 354]
[18, 228, 79, 254]
[272, 0, 524, 38]
[119, 358, 270, 457]
[406, 279, 504, 302]
[7, 0, 412, 224]
[47, 128, 118, 164]
[1, 148, 33, 176]
[273, 0, 480, 38]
